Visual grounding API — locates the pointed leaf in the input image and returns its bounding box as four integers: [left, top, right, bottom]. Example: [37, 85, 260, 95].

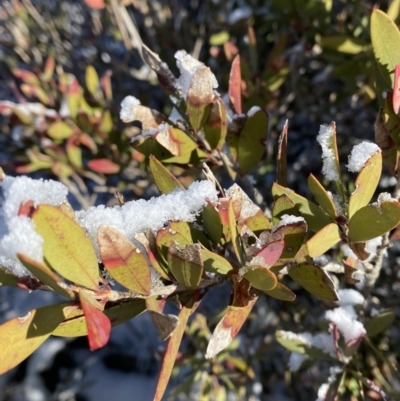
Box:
[201, 248, 233, 275]
[98, 225, 152, 295]
[17, 253, 74, 298]
[277, 120, 288, 187]
[149, 310, 179, 341]
[79, 290, 111, 351]
[348, 151, 382, 218]
[0, 304, 69, 374]
[393, 64, 400, 114]
[229, 55, 242, 114]
[202, 203, 223, 244]
[272, 183, 333, 232]
[53, 300, 146, 337]
[153, 294, 198, 401]
[149, 155, 184, 194]
[186, 66, 213, 132]
[242, 265, 277, 292]
[308, 174, 337, 218]
[307, 223, 341, 258]
[168, 243, 203, 289]
[289, 263, 338, 301]
[228, 198, 246, 265]
[32, 205, 99, 290]
[348, 199, 400, 242]
[238, 109, 268, 175]
[264, 282, 296, 301]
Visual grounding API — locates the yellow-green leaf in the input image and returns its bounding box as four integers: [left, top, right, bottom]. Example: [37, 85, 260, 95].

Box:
[348, 151, 382, 219]
[209, 31, 229, 46]
[32, 205, 99, 290]
[272, 194, 298, 225]
[47, 121, 74, 140]
[272, 183, 333, 232]
[348, 200, 400, 242]
[308, 174, 337, 218]
[17, 253, 74, 298]
[0, 304, 70, 374]
[319, 35, 369, 54]
[149, 155, 184, 194]
[85, 65, 99, 95]
[167, 243, 203, 289]
[98, 225, 152, 295]
[0, 267, 19, 287]
[201, 248, 233, 275]
[228, 198, 246, 265]
[242, 265, 277, 292]
[365, 310, 395, 337]
[204, 97, 228, 150]
[307, 223, 341, 258]
[264, 282, 296, 301]
[288, 263, 338, 301]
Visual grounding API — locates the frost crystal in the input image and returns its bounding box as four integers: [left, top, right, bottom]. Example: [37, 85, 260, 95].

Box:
[76, 180, 218, 257]
[0, 176, 68, 276]
[347, 142, 380, 173]
[174, 50, 218, 100]
[317, 124, 340, 181]
[120, 96, 141, 123]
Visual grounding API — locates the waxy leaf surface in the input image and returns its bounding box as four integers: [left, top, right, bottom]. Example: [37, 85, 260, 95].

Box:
[307, 223, 341, 258]
[204, 97, 228, 150]
[242, 265, 277, 292]
[149, 155, 184, 194]
[201, 248, 233, 275]
[308, 174, 337, 218]
[264, 282, 296, 301]
[32, 205, 99, 290]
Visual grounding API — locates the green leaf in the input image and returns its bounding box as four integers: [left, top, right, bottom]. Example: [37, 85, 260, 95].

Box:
[365, 310, 395, 337]
[47, 121, 74, 140]
[202, 204, 223, 244]
[0, 267, 19, 287]
[156, 227, 190, 267]
[228, 198, 246, 265]
[319, 35, 369, 54]
[308, 174, 337, 218]
[156, 128, 198, 157]
[273, 222, 307, 259]
[348, 199, 400, 242]
[204, 97, 228, 150]
[371, 9, 400, 90]
[242, 265, 277, 292]
[348, 151, 382, 219]
[186, 66, 213, 132]
[288, 263, 338, 301]
[17, 253, 74, 298]
[53, 300, 146, 337]
[32, 205, 99, 290]
[167, 243, 203, 289]
[201, 248, 233, 275]
[0, 304, 69, 374]
[264, 282, 296, 301]
[272, 183, 333, 232]
[85, 65, 99, 95]
[149, 155, 184, 194]
[238, 109, 268, 175]
[272, 194, 298, 225]
[307, 223, 341, 258]
[98, 225, 152, 295]
[153, 294, 198, 401]
[276, 330, 309, 354]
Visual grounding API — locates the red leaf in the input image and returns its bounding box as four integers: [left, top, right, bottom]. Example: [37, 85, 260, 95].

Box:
[255, 240, 285, 267]
[87, 159, 120, 174]
[79, 291, 111, 351]
[229, 55, 242, 114]
[393, 64, 400, 115]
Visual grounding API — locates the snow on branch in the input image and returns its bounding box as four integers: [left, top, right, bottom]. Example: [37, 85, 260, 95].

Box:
[317, 124, 340, 181]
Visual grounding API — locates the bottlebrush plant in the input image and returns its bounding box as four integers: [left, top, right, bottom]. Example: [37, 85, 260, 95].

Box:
[1, 9, 400, 400]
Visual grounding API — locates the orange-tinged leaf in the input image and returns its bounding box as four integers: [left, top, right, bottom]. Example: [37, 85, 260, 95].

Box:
[229, 55, 242, 114]
[0, 304, 70, 374]
[79, 290, 111, 351]
[17, 253, 74, 298]
[348, 151, 382, 218]
[32, 205, 99, 290]
[84, 0, 105, 9]
[153, 293, 199, 401]
[87, 158, 120, 174]
[307, 223, 342, 258]
[98, 226, 152, 295]
[149, 155, 184, 194]
[255, 240, 285, 267]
